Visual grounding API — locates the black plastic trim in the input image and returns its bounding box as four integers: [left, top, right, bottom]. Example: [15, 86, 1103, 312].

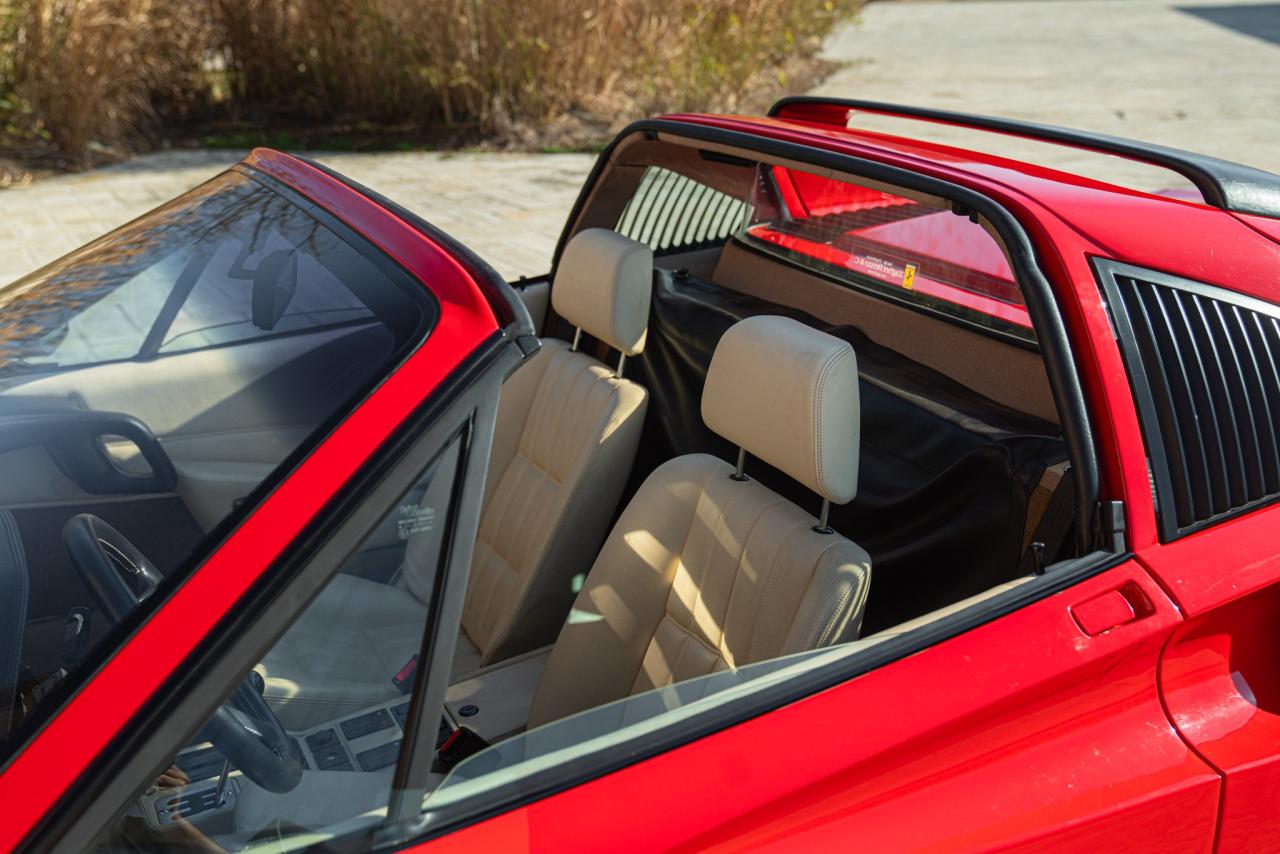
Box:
[554, 118, 1100, 554]
[769, 96, 1280, 219]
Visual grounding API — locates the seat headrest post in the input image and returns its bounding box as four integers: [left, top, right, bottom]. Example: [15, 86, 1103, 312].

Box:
[730, 447, 749, 482]
[615, 353, 627, 379]
[702, 316, 860, 505]
[813, 499, 833, 535]
[570, 327, 582, 353]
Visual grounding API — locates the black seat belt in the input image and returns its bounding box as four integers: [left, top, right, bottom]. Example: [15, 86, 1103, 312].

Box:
[1019, 465, 1076, 575]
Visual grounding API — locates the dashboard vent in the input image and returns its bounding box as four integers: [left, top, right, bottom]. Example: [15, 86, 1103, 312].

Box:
[1097, 259, 1280, 540]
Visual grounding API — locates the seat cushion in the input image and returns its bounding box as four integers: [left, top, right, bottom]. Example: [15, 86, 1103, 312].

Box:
[529, 453, 872, 727]
[259, 574, 427, 729]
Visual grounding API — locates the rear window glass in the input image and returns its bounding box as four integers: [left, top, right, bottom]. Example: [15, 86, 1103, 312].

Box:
[616, 166, 748, 254]
[0, 170, 434, 761]
[739, 164, 1034, 342]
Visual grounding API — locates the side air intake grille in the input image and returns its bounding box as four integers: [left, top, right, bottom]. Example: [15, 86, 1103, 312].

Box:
[1097, 259, 1280, 540]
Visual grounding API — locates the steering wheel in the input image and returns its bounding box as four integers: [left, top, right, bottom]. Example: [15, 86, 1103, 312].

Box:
[63, 514, 303, 794]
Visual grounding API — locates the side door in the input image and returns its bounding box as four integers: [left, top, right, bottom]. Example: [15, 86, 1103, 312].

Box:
[0, 155, 529, 851]
[1097, 259, 1280, 852]
[412, 555, 1219, 852]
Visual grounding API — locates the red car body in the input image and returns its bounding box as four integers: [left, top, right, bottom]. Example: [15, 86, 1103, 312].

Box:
[4, 100, 1280, 851]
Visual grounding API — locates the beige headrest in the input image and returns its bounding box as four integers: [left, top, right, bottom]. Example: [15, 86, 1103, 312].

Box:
[552, 229, 653, 356]
[702, 316, 860, 504]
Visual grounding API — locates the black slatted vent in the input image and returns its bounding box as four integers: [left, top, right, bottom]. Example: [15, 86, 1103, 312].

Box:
[1098, 259, 1280, 540]
[616, 167, 747, 254]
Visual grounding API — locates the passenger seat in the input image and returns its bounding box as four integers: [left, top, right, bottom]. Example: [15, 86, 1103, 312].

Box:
[260, 229, 652, 728]
[457, 228, 653, 668]
[529, 315, 872, 727]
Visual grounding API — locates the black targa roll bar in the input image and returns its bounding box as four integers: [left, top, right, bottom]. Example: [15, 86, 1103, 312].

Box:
[768, 96, 1280, 219]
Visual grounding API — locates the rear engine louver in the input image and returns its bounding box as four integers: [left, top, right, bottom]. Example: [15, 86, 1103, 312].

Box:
[1097, 259, 1280, 540]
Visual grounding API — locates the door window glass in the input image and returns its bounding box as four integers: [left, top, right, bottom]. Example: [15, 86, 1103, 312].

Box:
[88, 436, 463, 852]
[0, 172, 434, 766]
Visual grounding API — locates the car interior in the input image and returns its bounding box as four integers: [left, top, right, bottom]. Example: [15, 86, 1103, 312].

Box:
[0, 135, 1087, 849]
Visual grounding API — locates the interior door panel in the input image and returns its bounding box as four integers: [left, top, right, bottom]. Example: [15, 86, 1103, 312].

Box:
[6, 323, 394, 528]
[12, 494, 204, 677]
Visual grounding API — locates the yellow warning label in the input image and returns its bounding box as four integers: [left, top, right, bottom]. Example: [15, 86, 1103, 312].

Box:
[903, 264, 918, 290]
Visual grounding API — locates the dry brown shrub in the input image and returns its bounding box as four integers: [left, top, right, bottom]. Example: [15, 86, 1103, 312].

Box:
[3, 0, 859, 157]
[4, 0, 213, 159]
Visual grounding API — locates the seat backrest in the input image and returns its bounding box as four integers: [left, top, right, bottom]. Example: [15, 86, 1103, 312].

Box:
[530, 315, 871, 726]
[438, 230, 653, 666]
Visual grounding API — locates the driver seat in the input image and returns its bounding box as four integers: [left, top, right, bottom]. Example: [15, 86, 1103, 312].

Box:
[259, 229, 653, 728]
[528, 315, 872, 726]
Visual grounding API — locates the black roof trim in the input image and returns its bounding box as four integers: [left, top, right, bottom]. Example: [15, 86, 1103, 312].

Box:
[769, 96, 1280, 219]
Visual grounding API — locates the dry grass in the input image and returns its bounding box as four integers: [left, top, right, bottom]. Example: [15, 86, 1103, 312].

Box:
[2, 0, 213, 159]
[0, 0, 859, 159]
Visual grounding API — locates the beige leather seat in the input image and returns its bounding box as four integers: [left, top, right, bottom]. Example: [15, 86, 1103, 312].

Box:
[528, 315, 872, 727]
[261, 229, 652, 728]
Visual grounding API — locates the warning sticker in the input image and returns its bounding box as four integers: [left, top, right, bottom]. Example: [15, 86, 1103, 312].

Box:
[843, 252, 921, 292]
[902, 264, 918, 290]
[397, 502, 436, 540]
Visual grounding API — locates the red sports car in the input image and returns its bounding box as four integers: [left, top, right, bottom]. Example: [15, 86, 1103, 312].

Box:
[1, 98, 1279, 852]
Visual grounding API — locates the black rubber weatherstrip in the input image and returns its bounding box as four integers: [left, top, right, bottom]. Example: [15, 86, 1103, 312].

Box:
[552, 118, 1101, 555]
[769, 96, 1280, 219]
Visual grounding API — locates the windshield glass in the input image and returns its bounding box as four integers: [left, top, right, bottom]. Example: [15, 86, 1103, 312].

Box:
[0, 170, 433, 759]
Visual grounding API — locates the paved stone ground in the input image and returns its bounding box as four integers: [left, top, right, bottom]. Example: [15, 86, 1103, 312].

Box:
[817, 0, 1280, 189]
[0, 150, 595, 283]
[0, 0, 1276, 284]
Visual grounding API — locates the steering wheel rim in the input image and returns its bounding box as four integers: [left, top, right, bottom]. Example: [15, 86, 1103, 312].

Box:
[63, 514, 302, 793]
[200, 675, 304, 794]
[63, 514, 163, 623]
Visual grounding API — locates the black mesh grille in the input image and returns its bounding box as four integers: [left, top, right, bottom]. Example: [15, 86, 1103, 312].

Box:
[1101, 260, 1280, 539]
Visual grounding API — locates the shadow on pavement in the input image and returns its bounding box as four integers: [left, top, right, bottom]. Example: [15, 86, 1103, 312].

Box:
[1179, 4, 1280, 47]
